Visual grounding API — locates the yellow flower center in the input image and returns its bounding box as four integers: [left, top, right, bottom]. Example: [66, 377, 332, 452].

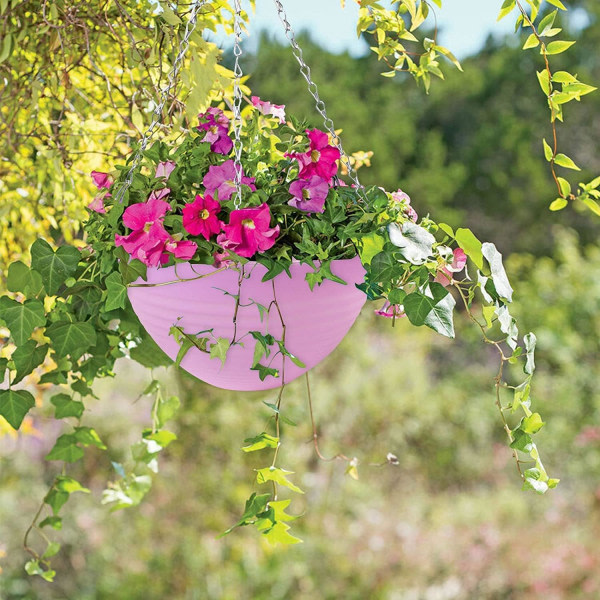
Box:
[200, 209, 209, 220]
[311, 149, 321, 163]
[241, 218, 255, 229]
[302, 187, 311, 200]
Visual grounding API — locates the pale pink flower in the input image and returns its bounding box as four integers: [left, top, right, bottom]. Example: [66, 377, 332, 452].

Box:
[203, 160, 256, 202]
[155, 161, 176, 179]
[251, 96, 286, 124]
[374, 302, 405, 319]
[435, 248, 467, 286]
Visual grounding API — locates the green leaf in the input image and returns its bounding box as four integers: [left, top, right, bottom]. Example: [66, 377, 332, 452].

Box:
[0, 389, 35, 430]
[557, 177, 571, 197]
[455, 228, 483, 269]
[44, 488, 70, 514]
[7, 261, 44, 296]
[497, 0, 516, 21]
[209, 337, 230, 367]
[261, 521, 303, 545]
[545, 40, 575, 55]
[583, 197, 600, 217]
[74, 426, 107, 449]
[45, 434, 84, 462]
[522, 412, 545, 434]
[546, 0, 567, 10]
[221, 492, 272, 536]
[537, 70, 551, 95]
[50, 393, 84, 419]
[357, 232, 385, 265]
[549, 198, 568, 211]
[30, 239, 80, 295]
[42, 542, 61, 559]
[104, 272, 128, 311]
[402, 283, 456, 338]
[523, 33, 539, 49]
[368, 252, 403, 282]
[10, 341, 48, 385]
[0, 297, 46, 346]
[510, 429, 534, 453]
[553, 153, 580, 171]
[255, 467, 304, 494]
[55, 476, 90, 494]
[130, 331, 173, 369]
[119, 257, 148, 285]
[144, 429, 177, 448]
[542, 138, 553, 161]
[45, 320, 97, 360]
[388, 222, 435, 264]
[38, 516, 62, 530]
[552, 71, 577, 84]
[156, 395, 180, 428]
[242, 433, 280, 453]
[482, 243, 513, 302]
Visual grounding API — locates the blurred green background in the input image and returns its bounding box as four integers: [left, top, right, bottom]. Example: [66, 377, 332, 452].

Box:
[2, 4, 600, 599]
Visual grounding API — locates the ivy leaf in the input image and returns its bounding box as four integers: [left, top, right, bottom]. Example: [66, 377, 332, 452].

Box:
[130, 331, 173, 369]
[55, 476, 90, 494]
[0, 297, 46, 346]
[388, 222, 434, 264]
[221, 492, 272, 536]
[30, 239, 80, 295]
[251, 363, 280, 381]
[261, 521, 303, 545]
[255, 467, 304, 494]
[524, 332, 537, 375]
[369, 252, 403, 282]
[0, 389, 35, 430]
[119, 257, 148, 285]
[104, 272, 128, 311]
[38, 516, 62, 530]
[10, 341, 48, 385]
[6, 261, 44, 297]
[45, 321, 97, 360]
[44, 489, 70, 514]
[209, 337, 230, 367]
[74, 426, 107, 449]
[522, 412, 545, 434]
[482, 243, 513, 302]
[45, 434, 85, 462]
[50, 393, 84, 419]
[403, 283, 456, 338]
[242, 433, 280, 453]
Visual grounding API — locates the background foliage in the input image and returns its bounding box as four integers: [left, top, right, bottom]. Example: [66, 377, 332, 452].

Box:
[1, 0, 600, 598]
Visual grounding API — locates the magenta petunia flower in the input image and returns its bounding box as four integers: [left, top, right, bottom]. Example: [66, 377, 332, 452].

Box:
[212, 250, 233, 269]
[182, 194, 223, 240]
[203, 160, 256, 202]
[91, 171, 112, 190]
[374, 301, 405, 319]
[288, 175, 330, 213]
[121, 197, 170, 231]
[155, 161, 176, 180]
[217, 203, 280, 258]
[391, 189, 418, 222]
[286, 129, 341, 181]
[251, 96, 286, 124]
[198, 108, 233, 155]
[435, 248, 467, 286]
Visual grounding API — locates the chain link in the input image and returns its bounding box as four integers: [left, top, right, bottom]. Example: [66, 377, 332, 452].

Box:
[115, 0, 209, 204]
[271, 0, 366, 201]
[232, 0, 244, 210]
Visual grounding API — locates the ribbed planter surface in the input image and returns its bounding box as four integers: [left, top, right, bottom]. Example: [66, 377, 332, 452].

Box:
[127, 256, 366, 391]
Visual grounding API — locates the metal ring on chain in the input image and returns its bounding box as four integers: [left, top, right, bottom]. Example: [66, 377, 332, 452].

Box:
[271, 0, 367, 203]
[232, 0, 245, 210]
[114, 0, 209, 204]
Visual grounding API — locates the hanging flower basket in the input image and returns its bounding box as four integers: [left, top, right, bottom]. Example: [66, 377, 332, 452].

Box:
[128, 257, 365, 390]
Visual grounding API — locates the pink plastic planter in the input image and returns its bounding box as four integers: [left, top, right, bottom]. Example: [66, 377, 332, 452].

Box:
[127, 256, 366, 391]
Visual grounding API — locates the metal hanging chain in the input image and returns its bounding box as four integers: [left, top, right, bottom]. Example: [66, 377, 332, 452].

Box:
[232, 0, 244, 210]
[115, 0, 209, 204]
[271, 0, 367, 200]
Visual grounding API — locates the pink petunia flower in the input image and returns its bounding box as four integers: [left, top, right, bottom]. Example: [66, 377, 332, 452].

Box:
[88, 171, 113, 213]
[148, 188, 170, 202]
[435, 248, 467, 286]
[155, 161, 176, 180]
[198, 108, 233, 155]
[203, 160, 256, 202]
[391, 189, 418, 223]
[212, 250, 233, 269]
[251, 96, 286, 124]
[121, 197, 170, 231]
[375, 302, 405, 319]
[286, 129, 341, 181]
[91, 171, 112, 190]
[288, 175, 330, 213]
[217, 203, 280, 258]
[182, 194, 223, 240]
